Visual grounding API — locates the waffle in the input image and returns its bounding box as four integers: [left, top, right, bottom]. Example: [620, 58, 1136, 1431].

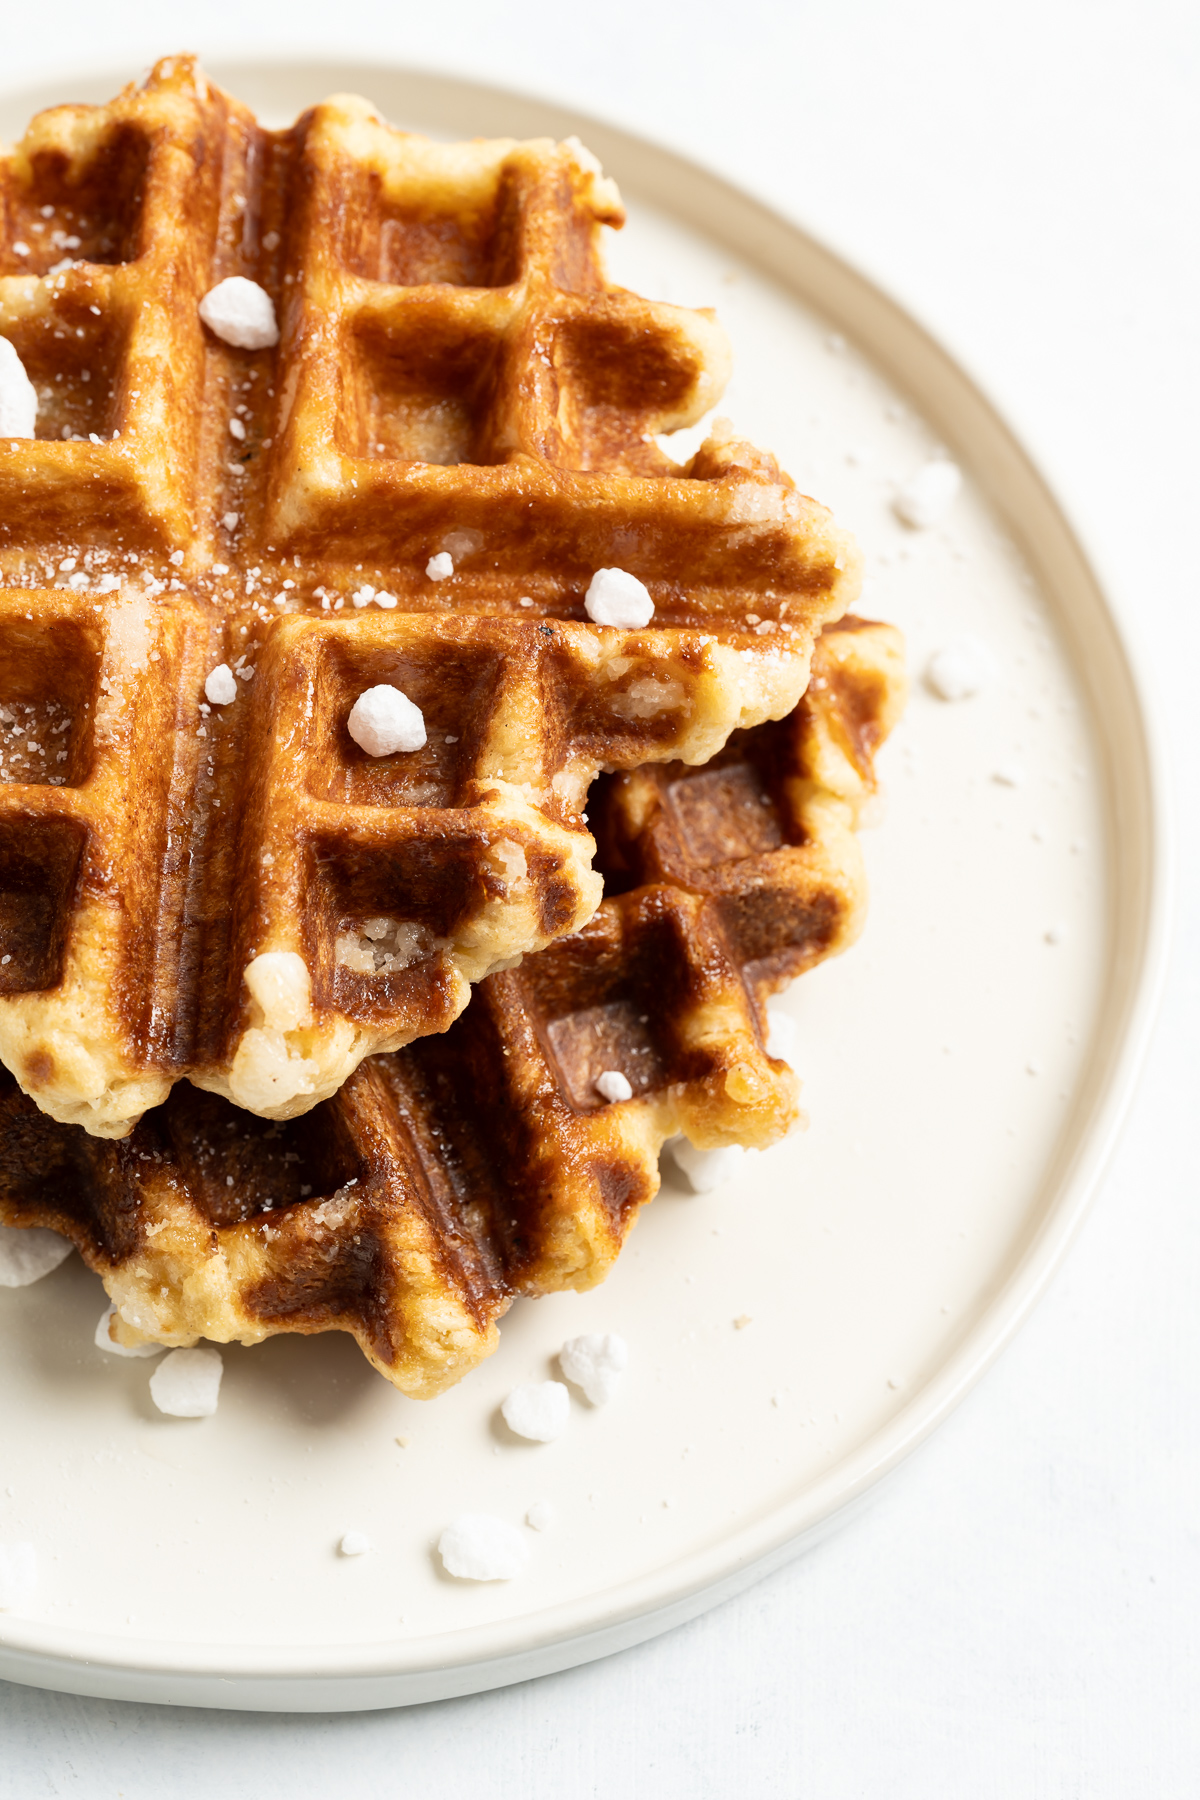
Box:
[0, 618, 905, 1397]
[0, 57, 861, 1141]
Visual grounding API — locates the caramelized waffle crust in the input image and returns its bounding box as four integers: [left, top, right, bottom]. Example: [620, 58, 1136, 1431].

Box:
[0, 57, 861, 1140]
[0, 619, 905, 1397]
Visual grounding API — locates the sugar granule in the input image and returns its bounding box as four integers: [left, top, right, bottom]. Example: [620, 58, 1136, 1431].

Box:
[426, 552, 454, 580]
[149, 1345, 224, 1417]
[0, 1222, 73, 1287]
[584, 567, 654, 629]
[594, 1069, 632, 1104]
[198, 277, 279, 351]
[526, 1499, 557, 1532]
[339, 1531, 371, 1557]
[438, 1514, 529, 1581]
[501, 1380, 570, 1442]
[558, 1332, 628, 1405]
[204, 663, 238, 706]
[347, 685, 427, 757]
[0, 338, 37, 439]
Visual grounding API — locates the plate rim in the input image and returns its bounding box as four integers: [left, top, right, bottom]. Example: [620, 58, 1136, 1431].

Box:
[0, 53, 1174, 1709]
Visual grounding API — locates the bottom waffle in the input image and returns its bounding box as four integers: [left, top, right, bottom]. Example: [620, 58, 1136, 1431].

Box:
[0, 619, 904, 1397]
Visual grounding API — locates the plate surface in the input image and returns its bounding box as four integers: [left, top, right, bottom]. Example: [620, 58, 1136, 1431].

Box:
[0, 61, 1167, 1711]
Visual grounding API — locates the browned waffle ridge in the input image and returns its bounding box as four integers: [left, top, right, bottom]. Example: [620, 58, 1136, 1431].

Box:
[0, 56, 861, 1139]
[0, 618, 905, 1397]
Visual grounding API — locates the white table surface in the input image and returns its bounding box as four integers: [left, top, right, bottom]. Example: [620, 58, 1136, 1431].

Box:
[1, 2, 1197, 1792]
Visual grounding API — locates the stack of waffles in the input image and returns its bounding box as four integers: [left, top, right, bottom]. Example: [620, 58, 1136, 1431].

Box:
[0, 59, 904, 1396]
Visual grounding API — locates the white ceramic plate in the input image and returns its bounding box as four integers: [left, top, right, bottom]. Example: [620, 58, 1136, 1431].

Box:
[0, 61, 1168, 1712]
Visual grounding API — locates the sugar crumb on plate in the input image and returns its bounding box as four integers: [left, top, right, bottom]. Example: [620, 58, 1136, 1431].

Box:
[559, 1333, 627, 1405]
[438, 1515, 528, 1581]
[501, 1380, 570, 1442]
[149, 1345, 223, 1417]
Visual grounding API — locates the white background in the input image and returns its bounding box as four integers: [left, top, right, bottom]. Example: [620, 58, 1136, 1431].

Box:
[1, 2, 1197, 1793]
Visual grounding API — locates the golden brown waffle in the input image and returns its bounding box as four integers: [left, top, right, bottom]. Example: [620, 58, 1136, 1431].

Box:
[0, 618, 905, 1397]
[0, 57, 861, 1140]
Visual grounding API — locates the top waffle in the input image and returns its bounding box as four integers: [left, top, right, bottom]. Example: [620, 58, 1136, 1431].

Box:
[0, 57, 861, 1140]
